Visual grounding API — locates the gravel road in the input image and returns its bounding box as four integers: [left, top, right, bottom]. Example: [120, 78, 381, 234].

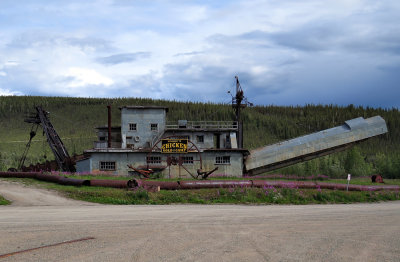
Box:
[0, 179, 399, 262]
[0, 180, 94, 206]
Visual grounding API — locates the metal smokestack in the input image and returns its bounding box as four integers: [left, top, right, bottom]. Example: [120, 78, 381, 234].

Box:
[107, 105, 112, 148]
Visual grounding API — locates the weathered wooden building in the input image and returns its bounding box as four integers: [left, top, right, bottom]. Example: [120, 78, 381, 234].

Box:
[76, 106, 248, 178]
[76, 106, 388, 178]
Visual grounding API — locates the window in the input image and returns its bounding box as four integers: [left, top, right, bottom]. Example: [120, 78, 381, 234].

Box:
[196, 135, 204, 143]
[182, 156, 193, 164]
[225, 134, 231, 148]
[99, 136, 106, 141]
[215, 156, 230, 165]
[147, 156, 161, 164]
[129, 123, 137, 131]
[100, 161, 116, 171]
[151, 123, 158, 132]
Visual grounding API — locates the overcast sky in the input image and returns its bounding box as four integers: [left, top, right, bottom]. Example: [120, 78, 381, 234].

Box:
[0, 0, 399, 108]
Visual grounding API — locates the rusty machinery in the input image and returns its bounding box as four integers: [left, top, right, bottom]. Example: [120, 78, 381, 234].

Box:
[132, 136, 217, 179]
[228, 76, 253, 148]
[13, 106, 75, 172]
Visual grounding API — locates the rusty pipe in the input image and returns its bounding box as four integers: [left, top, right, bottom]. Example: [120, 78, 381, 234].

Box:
[1, 172, 399, 192]
[0, 171, 38, 178]
[59, 177, 90, 186]
[131, 179, 400, 192]
[107, 105, 112, 148]
[179, 180, 252, 189]
[90, 179, 130, 188]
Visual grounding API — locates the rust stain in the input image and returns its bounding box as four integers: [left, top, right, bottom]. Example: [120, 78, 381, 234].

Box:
[0, 237, 95, 259]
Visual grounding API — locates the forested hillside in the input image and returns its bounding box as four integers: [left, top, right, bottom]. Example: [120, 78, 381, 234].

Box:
[0, 96, 399, 178]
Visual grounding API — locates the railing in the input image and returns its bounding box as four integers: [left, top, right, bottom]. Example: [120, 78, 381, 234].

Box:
[166, 121, 238, 130]
[151, 131, 165, 147]
[94, 141, 122, 149]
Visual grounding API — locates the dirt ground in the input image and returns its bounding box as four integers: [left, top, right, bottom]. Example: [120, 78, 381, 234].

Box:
[0, 179, 399, 262]
[0, 179, 95, 206]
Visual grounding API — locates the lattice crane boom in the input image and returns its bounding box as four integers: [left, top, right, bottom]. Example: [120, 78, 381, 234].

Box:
[24, 106, 75, 172]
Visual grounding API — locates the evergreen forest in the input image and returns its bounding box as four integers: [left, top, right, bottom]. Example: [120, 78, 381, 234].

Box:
[0, 96, 399, 178]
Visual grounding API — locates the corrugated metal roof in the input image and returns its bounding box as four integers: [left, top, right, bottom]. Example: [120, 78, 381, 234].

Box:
[119, 106, 169, 112]
[245, 116, 388, 172]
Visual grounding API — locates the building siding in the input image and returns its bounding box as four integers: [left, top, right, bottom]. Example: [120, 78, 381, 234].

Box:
[121, 108, 166, 149]
[86, 151, 243, 177]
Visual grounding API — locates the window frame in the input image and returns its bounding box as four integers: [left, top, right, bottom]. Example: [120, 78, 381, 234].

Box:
[150, 123, 158, 132]
[99, 161, 116, 171]
[215, 156, 231, 165]
[147, 156, 162, 164]
[181, 156, 194, 165]
[196, 135, 204, 143]
[129, 123, 137, 131]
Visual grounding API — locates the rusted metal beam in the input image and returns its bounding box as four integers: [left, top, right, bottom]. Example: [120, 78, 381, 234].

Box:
[107, 105, 112, 148]
[0, 237, 95, 259]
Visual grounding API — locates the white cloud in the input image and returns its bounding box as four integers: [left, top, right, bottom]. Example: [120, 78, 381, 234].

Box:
[64, 67, 114, 88]
[0, 88, 22, 96]
[250, 66, 269, 76]
[0, 0, 398, 107]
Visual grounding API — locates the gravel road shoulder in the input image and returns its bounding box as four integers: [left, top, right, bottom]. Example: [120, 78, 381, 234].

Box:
[0, 178, 97, 206]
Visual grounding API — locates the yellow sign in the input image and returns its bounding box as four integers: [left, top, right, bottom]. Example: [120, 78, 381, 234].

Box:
[161, 139, 188, 153]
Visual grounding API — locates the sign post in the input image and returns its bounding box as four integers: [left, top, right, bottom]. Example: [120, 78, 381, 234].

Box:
[346, 174, 351, 191]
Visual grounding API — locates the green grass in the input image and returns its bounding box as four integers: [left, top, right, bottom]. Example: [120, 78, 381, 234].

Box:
[327, 178, 400, 186]
[1, 96, 400, 179]
[2, 177, 399, 205]
[151, 176, 400, 186]
[0, 195, 10, 205]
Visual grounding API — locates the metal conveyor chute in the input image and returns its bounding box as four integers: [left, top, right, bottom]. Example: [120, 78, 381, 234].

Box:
[244, 116, 388, 176]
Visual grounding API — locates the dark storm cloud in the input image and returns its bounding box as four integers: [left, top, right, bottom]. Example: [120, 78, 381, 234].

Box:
[160, 61, 292, 104]
[243, 23, 400, 55]
[161, 63, 233, 101]
[232, 22, 341, 53]
[267, 24, 340, 52]
[96, 52, 151, 65]
[2, 0, 399, 109]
